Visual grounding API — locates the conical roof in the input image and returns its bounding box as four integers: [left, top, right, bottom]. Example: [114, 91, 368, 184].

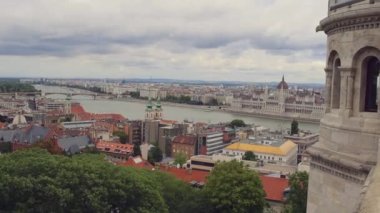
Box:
[156, 96, 161, 109]
[277, 75, 289, 90]
[146, 95, 153, 111]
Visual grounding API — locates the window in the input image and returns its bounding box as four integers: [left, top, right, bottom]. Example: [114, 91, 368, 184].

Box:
[364, 57, 380, 112]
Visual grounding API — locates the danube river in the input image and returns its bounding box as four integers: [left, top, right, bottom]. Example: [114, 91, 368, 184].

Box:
[35, 85, 320, 132]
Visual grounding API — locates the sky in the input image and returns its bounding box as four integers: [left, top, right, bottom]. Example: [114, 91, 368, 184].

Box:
[0, 0, 328, 83]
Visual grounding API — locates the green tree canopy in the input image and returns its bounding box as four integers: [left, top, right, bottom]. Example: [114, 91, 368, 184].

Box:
[285, 171, 309, 213]
[243, 151, 256, 161]
[0, 81, 37, 93]
[0, 148, 202, 213]
[113, 131, 128, 144]
[32, 139, 63, 155]
[148, 146, 163, 164]
[174, 152, 187, 167]
[229, 119, 246, 128]
[204, 160, 266, 213]
[291, 119, 299, 135]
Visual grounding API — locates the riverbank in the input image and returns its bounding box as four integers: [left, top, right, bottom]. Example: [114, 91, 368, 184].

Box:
[112, 98, 321, 124]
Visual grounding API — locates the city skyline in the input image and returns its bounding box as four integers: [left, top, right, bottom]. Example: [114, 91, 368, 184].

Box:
[0, 0, 326, 83]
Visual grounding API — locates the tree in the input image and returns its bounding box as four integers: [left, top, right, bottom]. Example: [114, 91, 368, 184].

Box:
[174, 152, 187, 167]
[33, 139, 63, 155]
[133, 143, 141, 157]
[204, 160, 266, 213]
[285, 171, 309, 213]
[148, 146, 163, 164]
[0, 148, 201, 213]
[113, 131, 128, 144]
[243, 151, 256, 161]
[229, 119, 246, 128]
[291, 119, 299, 135]
[129, 91, 140, 99]
[208, 98, 219, 106]
[0, 141, 12, 153]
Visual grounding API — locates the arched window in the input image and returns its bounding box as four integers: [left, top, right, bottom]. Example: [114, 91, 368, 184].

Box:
[331, 58, 341, 109]
[364, 57, 380, 112]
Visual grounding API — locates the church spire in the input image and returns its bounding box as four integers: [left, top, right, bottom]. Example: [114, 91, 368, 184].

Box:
[145, 89, 154, 120]
[145, 89, 153, 112]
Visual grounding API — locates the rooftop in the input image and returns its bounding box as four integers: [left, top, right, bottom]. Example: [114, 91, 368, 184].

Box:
[225, 140, 296, 156]
[172, 135, 197, 145]
[96, 141, 133, 154]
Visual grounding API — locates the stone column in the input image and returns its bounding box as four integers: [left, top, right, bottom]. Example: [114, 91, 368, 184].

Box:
[325, 68, 333, 112]
[346, 69, 355, 110]
[339, 68, 348, 110]
[378, 75, 380, 114]
[339, 67, 355, 111]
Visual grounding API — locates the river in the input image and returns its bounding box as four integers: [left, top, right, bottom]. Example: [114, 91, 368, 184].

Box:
[34, 85, 320, 132]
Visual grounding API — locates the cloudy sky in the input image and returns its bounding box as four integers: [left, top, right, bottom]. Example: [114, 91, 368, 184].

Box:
[0, 0, 328, 83]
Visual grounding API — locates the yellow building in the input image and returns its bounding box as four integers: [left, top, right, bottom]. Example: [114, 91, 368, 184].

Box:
[223, 139, 297, 165]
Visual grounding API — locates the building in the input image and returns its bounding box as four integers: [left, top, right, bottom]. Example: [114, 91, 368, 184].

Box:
[96, 141, 133, 160]
[223, 140, 297, 165]
[45, 100, 71, 114]
[158, 125, 182, 157]
[231, 76, 325, 121]
[143, 120, 160, 144]
[198, 131, 225, 155]
[283, 132, 319, 164]
[62, 120, 95, 129]
[172, 135, 197, 159]
[188, 154, 242, 171]
[143, 97, 163, 144]
[127, 120, 143, 145]
[144, 97, 164, 144]
[0, 124, 51, 151]
[57, 135, 92, 155]
[307, 1, 380, 212]
[139, 88, 159, 99]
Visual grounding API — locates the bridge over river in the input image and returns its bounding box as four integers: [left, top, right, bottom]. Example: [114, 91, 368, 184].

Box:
[0, 85, 116, 100]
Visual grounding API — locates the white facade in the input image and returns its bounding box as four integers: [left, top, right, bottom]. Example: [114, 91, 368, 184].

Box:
[205, 132, 225, 155]
[231, 78, 325, 120]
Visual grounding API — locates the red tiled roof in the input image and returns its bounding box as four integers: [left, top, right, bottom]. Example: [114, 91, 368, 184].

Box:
[96, 141, 133, 154]
[172, 135, 197, 145]
[71, 104, 125, 121]
[160, 120, 177, 125]
[118, 157, 154, 170]
[119, 157, 287, 202]
[165, 169, 288, 202]
[260, 176, 289, 202]
[71, 104, 86, 114]
[162, 166, 209, 183]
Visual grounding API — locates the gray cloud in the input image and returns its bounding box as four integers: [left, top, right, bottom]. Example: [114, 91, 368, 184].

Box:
[0, 0, 328, 83]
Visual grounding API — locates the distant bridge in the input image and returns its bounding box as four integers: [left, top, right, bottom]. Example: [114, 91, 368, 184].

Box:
[0, 91, 117, 100]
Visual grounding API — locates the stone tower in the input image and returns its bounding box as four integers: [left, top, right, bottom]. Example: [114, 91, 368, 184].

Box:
[145, 94, 155, 120]
[307, 1, 380, 212]
[154, 96, 163, 120]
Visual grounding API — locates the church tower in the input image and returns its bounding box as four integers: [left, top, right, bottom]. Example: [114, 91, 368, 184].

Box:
[145, 94, 155, 120]
[307, 1, 380, 212]
[154, 96, 163, 120]
[277, 75, 288, 113]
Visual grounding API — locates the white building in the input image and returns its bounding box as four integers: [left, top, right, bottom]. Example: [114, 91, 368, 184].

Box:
[231, 76, 325, 120]
[199, 131, 225, 155]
